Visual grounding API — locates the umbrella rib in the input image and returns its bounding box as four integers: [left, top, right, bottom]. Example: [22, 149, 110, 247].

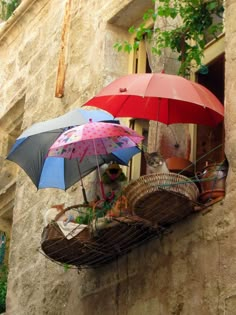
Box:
[36, 132, 64, 188]
[84, 73, 223, 126]
[113, 95, 130, 118]
[143, 74, 154, 98]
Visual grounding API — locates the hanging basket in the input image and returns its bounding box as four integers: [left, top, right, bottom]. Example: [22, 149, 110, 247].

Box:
[124, 173, 199, 226]
[41, 211, 162, 269]
[41, 222, 91, 266]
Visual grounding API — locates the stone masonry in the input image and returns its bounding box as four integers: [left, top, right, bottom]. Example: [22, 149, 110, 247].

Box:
[0, 0, 236, 314]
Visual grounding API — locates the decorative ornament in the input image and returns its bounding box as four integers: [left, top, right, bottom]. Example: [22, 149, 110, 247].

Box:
[101, 162, 127, 185]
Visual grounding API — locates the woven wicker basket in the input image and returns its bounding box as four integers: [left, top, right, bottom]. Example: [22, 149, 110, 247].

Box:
[41, 216, 161, 268]
[41, 222, 91, 266]
[124, 173, 199, 226]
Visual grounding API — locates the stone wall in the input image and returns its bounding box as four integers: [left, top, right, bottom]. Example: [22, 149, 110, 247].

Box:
[0, 0, 236, 314]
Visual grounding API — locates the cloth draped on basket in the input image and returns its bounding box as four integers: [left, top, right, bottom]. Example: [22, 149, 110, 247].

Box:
[56, 222, 87, 240]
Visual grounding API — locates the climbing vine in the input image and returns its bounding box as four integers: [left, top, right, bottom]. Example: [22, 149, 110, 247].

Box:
[114, 0, 224, 77]
[0, 265, 7, 313]
[0, 0, 21, 21]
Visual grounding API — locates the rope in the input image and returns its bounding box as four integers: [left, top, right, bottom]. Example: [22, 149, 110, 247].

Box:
[178, 143, 224, 175]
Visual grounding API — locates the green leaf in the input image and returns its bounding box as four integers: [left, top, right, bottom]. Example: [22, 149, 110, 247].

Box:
[113, 43, 123, 52]
[151, 47, 159, 54]
[133, 41, 140, 50]
[113, 0, 223, 77]
[152, 12, 158, 21]
[0, 0, 21, 20]
[143, 9, 154, 21]
[124, 43, 133, 53]
[128, 26, 135, 34]
[0, 265, 7, 312]
[206, 1, 218, 11]
[169, 8, 178, 19]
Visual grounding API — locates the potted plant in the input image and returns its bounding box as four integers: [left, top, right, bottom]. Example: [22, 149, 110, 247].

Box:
[198, 159, 228, 202]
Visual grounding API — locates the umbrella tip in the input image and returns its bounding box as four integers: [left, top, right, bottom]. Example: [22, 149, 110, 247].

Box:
[89, 118, 93, 122]
[161, 63, 165, 73]
[119, 88, 127, 93]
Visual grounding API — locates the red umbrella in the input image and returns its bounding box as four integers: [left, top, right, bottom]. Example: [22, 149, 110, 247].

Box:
[83, 73, 224, 127]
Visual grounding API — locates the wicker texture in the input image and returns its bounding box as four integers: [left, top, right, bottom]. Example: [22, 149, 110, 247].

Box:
[41, 174, 199, 268]
[124, 173, 199, 226]
[41, 216, 161, 269]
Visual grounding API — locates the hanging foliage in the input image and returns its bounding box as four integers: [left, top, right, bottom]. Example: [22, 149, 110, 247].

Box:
[0, 233, 7, 313]
[114, 0, 224, 77]
[0, 265, 7, 313]
[0, 0, 21, 21]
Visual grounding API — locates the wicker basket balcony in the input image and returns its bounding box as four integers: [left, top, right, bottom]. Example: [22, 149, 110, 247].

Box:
[124, 172, 199, 226]
[41, 215, 162, 269]
[40, 173, 199, 269]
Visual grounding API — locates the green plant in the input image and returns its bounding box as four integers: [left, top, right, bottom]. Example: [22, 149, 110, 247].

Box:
[63, 263, 71, 272]
[1, 0, 21, 21]
[75, 198, 119, 225]
[0, 265, 7, 313]
[75, 207, 94, 225]
[114, 0, 224, 77]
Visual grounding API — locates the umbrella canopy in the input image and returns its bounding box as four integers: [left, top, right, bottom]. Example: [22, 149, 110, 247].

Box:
[7, 130, 140, 190]
[48, 122, 143, 159]
[83, 73, 224, 127]
[19, 108, 115, 138]
[47, 122, 143, 200]
[7, 109, 141, 190]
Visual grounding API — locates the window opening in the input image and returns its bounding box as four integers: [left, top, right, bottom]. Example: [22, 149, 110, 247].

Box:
[128, 35, 152, 178]
[129, 32, 225, 179]
[195, 54, 225, 171]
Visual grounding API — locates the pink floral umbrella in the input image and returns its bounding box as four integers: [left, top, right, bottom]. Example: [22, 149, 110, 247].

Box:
[48, 121, 143, 199]
[48, 121, 143, 159]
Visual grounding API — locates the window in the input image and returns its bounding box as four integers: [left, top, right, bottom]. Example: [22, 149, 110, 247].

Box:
[128, 34, 225, 178]
[128, 36, 152, 179]
[191, 35, 225, 171]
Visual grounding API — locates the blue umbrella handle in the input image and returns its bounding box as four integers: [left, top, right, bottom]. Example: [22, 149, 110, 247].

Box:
[76, 160, 88, 204]
[82, 187, 88, 204]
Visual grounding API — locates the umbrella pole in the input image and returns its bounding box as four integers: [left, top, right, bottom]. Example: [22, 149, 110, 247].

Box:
[76, 160, 88, 204]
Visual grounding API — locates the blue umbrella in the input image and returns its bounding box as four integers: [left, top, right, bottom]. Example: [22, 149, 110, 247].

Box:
[37, 146, 141, 190]
[18, 109, 116, 138]
[7, 109, 140, 202]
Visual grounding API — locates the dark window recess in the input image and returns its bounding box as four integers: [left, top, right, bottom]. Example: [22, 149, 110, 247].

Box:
[196, 54, 225, 171]
[146, 55, 152, 73]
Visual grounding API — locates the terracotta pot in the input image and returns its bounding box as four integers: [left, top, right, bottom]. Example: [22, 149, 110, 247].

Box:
[198, 163, 228, 202]
[166, 157, 194, 177]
